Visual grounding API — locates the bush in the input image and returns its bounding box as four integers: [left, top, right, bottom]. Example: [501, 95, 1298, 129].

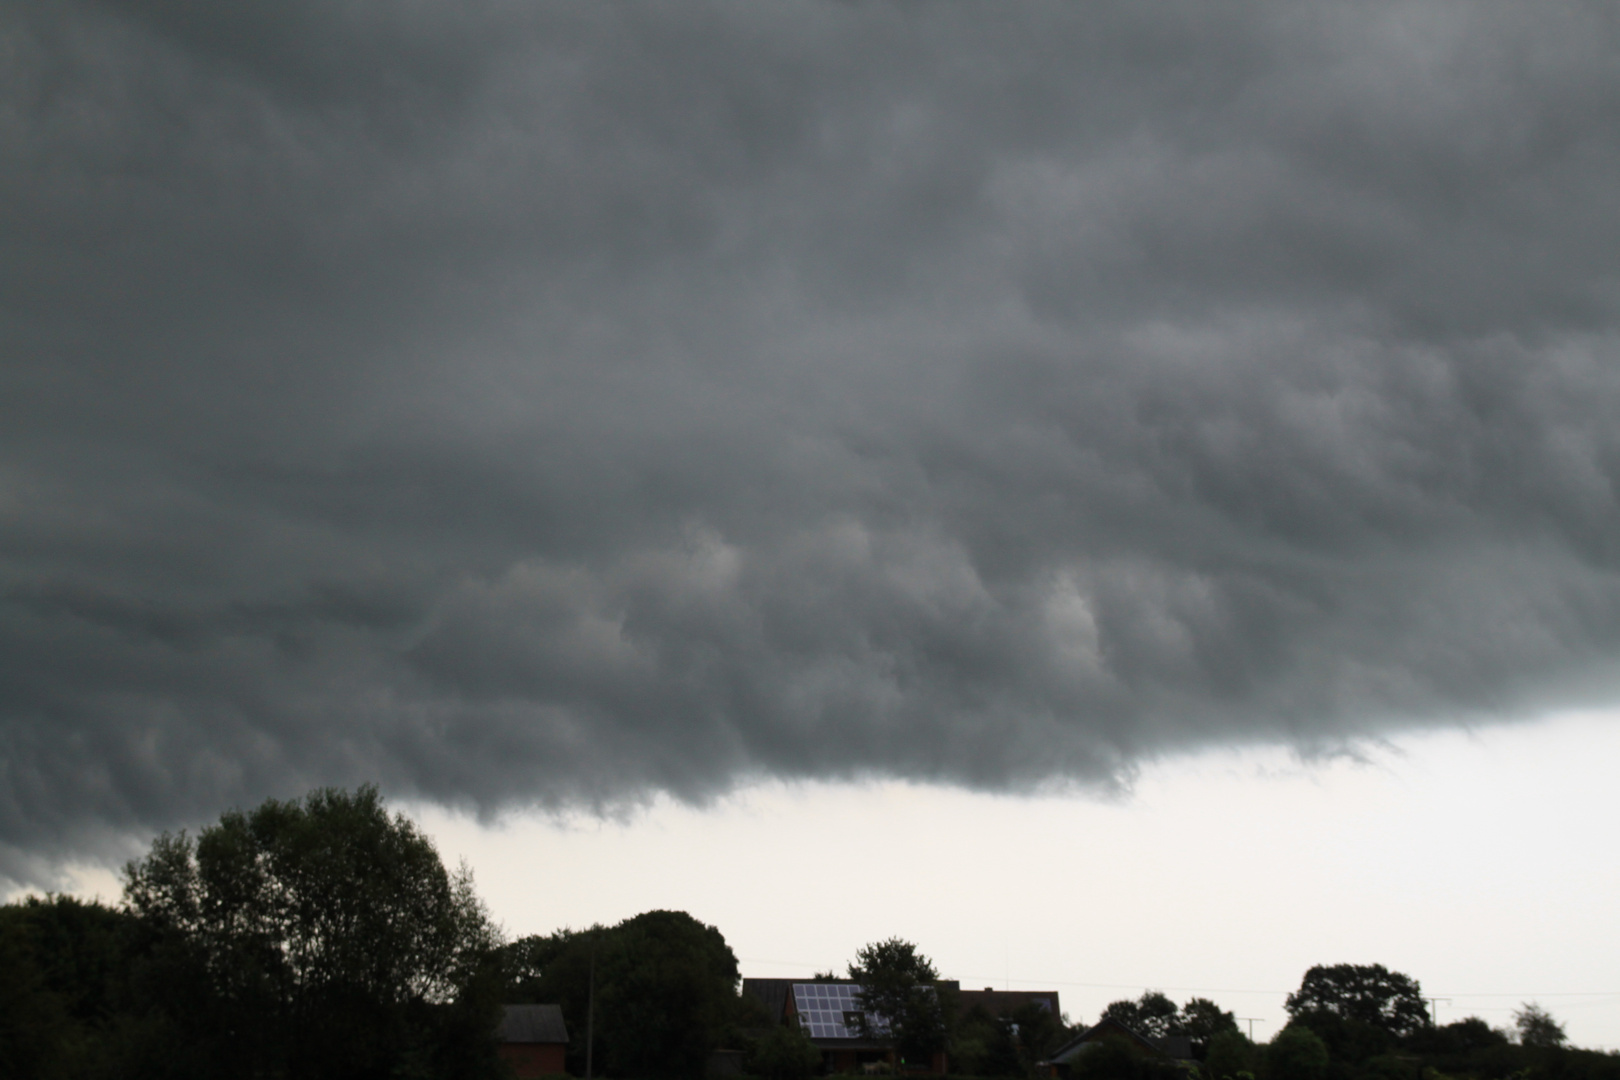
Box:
[748, 1024, 823, 1080]
[1266, 1026, 1329, 1080]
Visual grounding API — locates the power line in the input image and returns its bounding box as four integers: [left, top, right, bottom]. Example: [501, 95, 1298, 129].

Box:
[737, 960, 1620, 1003]
[958, 975, 1288, 995]
[1438, 991, 1620, 999]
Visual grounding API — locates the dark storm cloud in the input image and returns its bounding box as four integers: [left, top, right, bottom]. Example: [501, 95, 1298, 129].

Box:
[5, 1, 1620, 881]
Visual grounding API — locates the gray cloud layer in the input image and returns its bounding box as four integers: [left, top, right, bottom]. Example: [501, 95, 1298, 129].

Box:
[5, 2, 1620, 880]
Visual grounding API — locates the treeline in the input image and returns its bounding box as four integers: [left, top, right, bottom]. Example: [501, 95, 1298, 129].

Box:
[1085, 981, 1620, 1080]
[3, 787, 1617, 1080]
[0, 787, 769, 1080]
[2, 788, 506, 1080]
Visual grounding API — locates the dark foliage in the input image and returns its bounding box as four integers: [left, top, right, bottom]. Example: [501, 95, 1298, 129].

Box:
[1284, 964, 1429, 1064]
[953, 1005, 1027, 1078]
[1266, 1025, 1329, 1080]
[1516, 1003, 1567, 1048]
[122, 785, 504, 1080]
[1205, 1029, 1258, 1080]
[1102, 993, 1181, 1041]
[1403, 1017, 1509, 1057]
[748, 1022, 823, 1080]
[1099, 992, 1236, 1059]
[849, 937, 951, 1067]
[1285, 966, 1430, 1041]
[1180, 999, 1241, 1058]
[503, 909, 741, 1080]
[0, 893, 197, 1080]
[1071, 1035, 1186, 1080]
[1259, 992, 1620, 1080]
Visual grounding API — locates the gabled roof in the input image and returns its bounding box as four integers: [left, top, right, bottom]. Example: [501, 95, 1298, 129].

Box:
[498, 1004, 569, 1045]
[741, 978, 799, 1021]
[957, 989, 1062, 1019]
[746, 977, 961, 1051]
[1047, 1017, 1166, 1065]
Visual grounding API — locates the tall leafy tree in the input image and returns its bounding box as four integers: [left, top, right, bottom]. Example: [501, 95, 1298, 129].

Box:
[597, 910, 740, 1080]
[848, 938, 950, 1067]
[1284, 964, 1429, 1040]
[0, 894, 140, 1078]
[504, 910, 741, 1080]
[1180, 998, 1239, 1058]
[749, 1022, 824, 1080]
[1513, 1003, 1566, 1048]
[951, 1005, 1024, 1079]
[1101, 991, 1180, 1039]
[1204, 1029, 1257, 1080]
[1099, 992, 1233, 1057]
[123, 785, 503, 1080]
[1008, 998, 1070, 1065]
[0, 907, 75, 1080]
[1266, 1025, 1329, 1080]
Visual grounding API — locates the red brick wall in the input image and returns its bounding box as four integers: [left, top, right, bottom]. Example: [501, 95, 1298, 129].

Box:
[497, 1042, 567, 1078]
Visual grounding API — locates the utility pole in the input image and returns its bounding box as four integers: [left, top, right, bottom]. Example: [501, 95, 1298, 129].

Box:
[586, 939, 597, 1080]
[1239, 1018, 1263, 1041]
[1427, 998, 1450, 1026]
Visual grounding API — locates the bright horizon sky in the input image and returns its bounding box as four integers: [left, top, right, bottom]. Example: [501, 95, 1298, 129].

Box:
[436, 710, 1620, 1051]
[44, 710, 1616, 1051]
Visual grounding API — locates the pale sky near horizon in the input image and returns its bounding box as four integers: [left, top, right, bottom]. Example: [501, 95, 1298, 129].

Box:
[37, 710, 1618, 1051]
[418, 709, 1620, 1053]
[7, 5, 1620, 1053]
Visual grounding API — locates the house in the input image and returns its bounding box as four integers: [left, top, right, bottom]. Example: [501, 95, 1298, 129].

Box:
[956, 988, 1063, 1023]
[497, 1004, 570, 1078]
[956, 988, 1067, 1064]
[1043, 1017, 1194, 1079]
[742, 978, 952, 1075]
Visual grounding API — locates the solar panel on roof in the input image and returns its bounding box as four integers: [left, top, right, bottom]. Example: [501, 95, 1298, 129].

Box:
[791, 984, 890, 1039]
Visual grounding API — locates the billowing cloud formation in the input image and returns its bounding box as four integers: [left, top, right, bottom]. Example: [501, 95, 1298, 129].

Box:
[5, 2, 1620, 879]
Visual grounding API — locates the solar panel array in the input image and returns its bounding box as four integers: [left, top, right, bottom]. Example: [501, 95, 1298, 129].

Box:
[791, 983, 886, 1039]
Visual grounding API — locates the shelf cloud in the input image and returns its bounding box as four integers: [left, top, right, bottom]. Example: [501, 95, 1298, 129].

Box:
[5, 2, 1620, 882]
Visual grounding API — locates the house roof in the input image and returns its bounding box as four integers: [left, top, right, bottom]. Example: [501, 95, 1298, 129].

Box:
[956, 989, 1062, 1020]
[498, 1004, 569, 1045]
[741, 978, 799, 1021]
[1047, 1017, 1166, 1065]
[744, 977, 965, 1050]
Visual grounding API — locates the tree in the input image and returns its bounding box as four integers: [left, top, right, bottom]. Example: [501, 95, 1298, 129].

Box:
[749, 1022, 824, 1080]
[1098, 992, 1235, 1057]
[123, 785, 503, 1080]
[1205, 1029, 1257, 1080]
[1405, 1016, 1508, 1056]
[1009, 998, 1070, 1065]
[1265, 1025, 1329, 1080]
[849, 938, 949, 1068]
[597, 910, 741, 1080]
[1071, 1035, 1182, 1080]
[952, 1005, 1025, 1078]
[1284, 964, 1430, 1044]
[0, 894, 168, 1080]
[501, 925, 603, 1071]
[0, 906, 75, 1080]
[1513, 1003, 1565, 1049]
[1102, 992, 1180, 1040]
[504, 910, 741, 1080]
[1181, 998, 1240, 1057]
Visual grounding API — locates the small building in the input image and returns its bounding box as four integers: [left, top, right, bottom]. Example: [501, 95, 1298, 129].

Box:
[497, 1004, 570, 1078]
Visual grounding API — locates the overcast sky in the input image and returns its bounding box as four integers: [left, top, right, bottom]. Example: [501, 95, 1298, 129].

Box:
[5, 1, 1620, 1020]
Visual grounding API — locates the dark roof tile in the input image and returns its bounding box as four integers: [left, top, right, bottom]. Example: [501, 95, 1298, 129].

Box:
[498, 1004, 569, 1045]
